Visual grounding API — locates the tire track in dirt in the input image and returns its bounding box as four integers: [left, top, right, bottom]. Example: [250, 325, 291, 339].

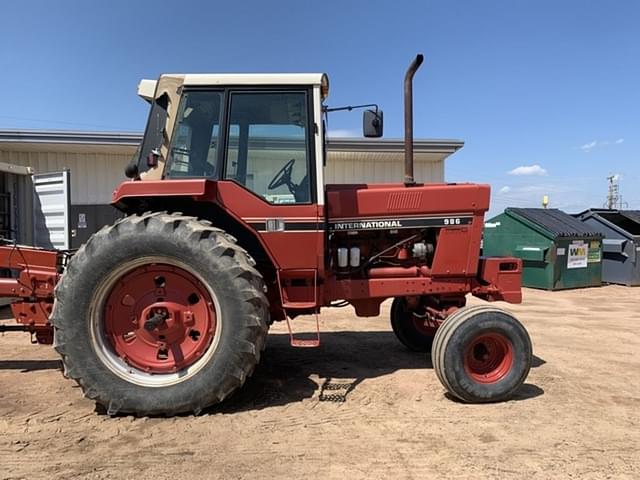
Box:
[0, 287, 639, 479]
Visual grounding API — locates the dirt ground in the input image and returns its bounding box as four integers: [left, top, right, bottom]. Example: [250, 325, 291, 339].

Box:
[0, 285, 638, 479]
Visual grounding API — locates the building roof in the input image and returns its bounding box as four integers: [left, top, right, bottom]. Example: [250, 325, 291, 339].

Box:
[0, 129, 142, 146]
[507, 208, 603, 238]
[0, 129, 464, 156]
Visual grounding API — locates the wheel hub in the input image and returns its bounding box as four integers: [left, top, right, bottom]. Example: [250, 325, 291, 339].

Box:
[464, 332, 514, 384]
[412, 316, 438, 336]
[103, 264, 216, 374]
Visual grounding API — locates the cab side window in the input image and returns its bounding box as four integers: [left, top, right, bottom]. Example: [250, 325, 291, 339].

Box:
[225, 91, 311, 204]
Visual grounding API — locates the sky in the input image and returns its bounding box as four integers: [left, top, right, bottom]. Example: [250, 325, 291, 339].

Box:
[1, 0, 638, 215]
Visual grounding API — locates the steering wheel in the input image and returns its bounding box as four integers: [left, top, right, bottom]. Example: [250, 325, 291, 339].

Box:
[268, 158, 296, 191]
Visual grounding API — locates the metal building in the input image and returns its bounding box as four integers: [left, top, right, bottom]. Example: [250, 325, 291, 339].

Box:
[0, 129, 462, 248]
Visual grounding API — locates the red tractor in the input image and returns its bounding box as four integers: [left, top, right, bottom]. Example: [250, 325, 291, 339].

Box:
[1, 55, 531, 416]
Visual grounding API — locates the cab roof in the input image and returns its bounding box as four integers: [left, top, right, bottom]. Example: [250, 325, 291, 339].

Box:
[180, 73, 327, 87]
[138, 73, 329, 102]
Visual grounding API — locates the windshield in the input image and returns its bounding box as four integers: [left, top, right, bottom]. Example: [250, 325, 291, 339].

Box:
[165, 91, 223, 178]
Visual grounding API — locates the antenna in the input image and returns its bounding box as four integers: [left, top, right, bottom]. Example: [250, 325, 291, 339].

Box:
[605, 175, 620, 209]
[605, 174, 628, 209]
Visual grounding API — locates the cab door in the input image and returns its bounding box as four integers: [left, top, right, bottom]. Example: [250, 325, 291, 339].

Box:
[217, 88, 324, 270]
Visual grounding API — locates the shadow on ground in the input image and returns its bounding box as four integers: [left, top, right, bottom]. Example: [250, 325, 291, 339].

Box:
[444, 384, 545, 404]
[0, 326, 544, 414]
[0, 359, 63, 372]
[213, 331, 546, 414]
[0, 305, 14, 321]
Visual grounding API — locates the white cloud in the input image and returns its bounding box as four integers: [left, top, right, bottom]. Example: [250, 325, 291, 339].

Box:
[499, 186, 511, 194]
[507, 164, 548, 176]
[579, 138, 624, 151]
[327, 129, 360, 138]
[580, 141, 597, 152]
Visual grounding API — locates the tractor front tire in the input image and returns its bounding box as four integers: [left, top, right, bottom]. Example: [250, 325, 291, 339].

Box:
[51, 212, 269, 416]
[432, 305, 532, 403]
[390, 298, 437, 352]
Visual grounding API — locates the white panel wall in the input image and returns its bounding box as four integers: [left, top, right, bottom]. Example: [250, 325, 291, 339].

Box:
[0, 148, 444, 205]
[325, 151, 444, 184]
[0, 150, 129, 205]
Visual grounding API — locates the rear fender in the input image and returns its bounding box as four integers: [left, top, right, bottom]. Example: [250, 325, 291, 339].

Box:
[111, 179, 286, 318]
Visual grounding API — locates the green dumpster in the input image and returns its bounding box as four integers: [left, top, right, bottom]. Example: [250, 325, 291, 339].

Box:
[483, 208, 603, 290]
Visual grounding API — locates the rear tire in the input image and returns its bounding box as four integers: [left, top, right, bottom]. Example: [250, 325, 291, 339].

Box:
[432, 305, 532, 403]
[390, 298, 436, 352]
[51, 212, 269, 416]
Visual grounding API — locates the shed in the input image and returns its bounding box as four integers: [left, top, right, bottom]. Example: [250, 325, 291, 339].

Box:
[484, 208, 603, 290]
[576, 209, 640, 286]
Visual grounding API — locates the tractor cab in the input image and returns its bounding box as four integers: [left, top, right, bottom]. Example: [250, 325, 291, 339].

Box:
[129, 73, 382, 206]
[133, 74, 320, 204]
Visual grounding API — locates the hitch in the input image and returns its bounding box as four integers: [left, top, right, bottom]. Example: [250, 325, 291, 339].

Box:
[0, 242, 61, 344]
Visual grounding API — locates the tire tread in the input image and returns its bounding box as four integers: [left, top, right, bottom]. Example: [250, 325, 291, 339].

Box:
[51, 211, 269, 416]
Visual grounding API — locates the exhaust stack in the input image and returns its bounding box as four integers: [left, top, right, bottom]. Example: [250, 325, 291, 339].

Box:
[404, 54, 424, 185]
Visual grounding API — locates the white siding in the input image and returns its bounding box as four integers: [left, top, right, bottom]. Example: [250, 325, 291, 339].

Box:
[0, 148, 445, 205]
[0, 150, 129, 205]
[325, 151, 444, 184]
[225, 147, 446, 199]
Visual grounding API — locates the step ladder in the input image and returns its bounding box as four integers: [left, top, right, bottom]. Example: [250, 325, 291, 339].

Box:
[277, 268, 320, 348]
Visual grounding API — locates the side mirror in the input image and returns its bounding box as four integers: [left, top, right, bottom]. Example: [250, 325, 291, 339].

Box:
[363, 109, 383, 138]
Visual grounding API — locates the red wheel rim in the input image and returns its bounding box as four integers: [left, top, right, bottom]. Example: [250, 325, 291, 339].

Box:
[103, 263, 216, 374]
[464, 332, 514, 384]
